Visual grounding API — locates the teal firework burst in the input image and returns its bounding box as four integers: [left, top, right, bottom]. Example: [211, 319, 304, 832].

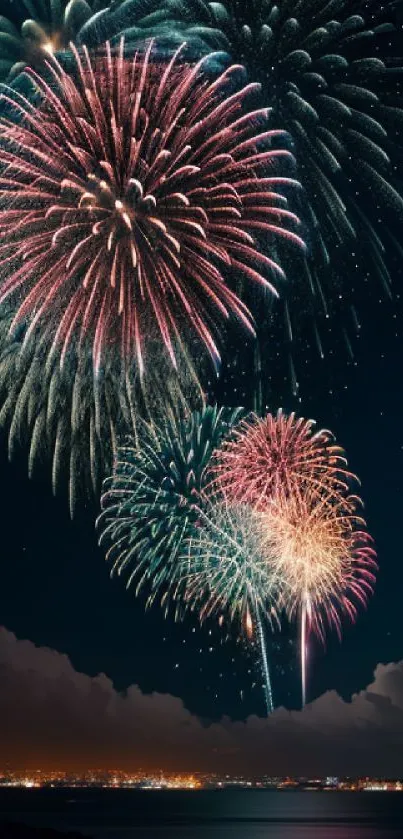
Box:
[97, 405, 244, 609]
[0, 0, 111, 80]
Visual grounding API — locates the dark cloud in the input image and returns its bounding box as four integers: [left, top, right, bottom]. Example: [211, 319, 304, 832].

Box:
[1, 626, 403, 775]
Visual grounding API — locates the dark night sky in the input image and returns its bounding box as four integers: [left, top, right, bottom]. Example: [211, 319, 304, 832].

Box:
[1, 0, 403, 774]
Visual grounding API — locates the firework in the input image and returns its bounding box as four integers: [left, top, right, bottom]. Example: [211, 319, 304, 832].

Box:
[211, 409, 353, 508]
[0, 0, 110, 80]
[112, 0, 403, 365]
[182, 501, 281, 713]
[211, 408, 376, 704]
[97, 405, 243, 607]
[263, 490, 377, 707]
[0, 40, 303, 510]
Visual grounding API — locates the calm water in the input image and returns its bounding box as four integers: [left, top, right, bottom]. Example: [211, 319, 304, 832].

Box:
[0, 788, 402, 838]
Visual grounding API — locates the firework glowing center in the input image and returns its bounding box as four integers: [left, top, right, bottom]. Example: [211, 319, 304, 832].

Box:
[0, 40, 304, 377]
[267, 503, 357, 606]
[0, 0, 112, 81]
[67, 170, 162, 283]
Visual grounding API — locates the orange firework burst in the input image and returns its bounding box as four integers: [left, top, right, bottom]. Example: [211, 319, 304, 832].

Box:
[263, 489, 377, 706]
[210, 409, 354, 508]
[265, 491, 377, 636]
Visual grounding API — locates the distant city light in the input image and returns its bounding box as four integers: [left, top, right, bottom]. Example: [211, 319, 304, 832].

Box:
[0, 770, 402, 793]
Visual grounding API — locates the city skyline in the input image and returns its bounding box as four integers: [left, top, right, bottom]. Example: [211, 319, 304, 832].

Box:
[1, 769, 403, 793]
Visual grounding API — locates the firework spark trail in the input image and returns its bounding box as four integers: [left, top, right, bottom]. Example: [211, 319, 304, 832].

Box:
[211, 409, 353, 508]
[300, 599, 308, 710]
[255, 605, 273, 714]
[0, 40, 303, 511]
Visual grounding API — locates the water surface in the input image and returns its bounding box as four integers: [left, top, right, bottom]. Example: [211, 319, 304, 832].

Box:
[1, 788, 402, 838]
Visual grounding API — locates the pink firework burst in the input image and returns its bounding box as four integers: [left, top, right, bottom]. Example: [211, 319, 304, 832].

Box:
[0, 40, 304, 512]
[211, 409, 354, 508]
[0, 39, 304, 376]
